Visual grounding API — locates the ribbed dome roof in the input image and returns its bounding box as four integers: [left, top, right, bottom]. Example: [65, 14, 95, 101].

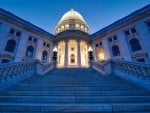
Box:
[55, 8, 90, 34]
[58, 8, 86, 24]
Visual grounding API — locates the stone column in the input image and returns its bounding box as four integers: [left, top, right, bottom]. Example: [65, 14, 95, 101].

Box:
[117, 30, 132, 61]
[136, 21, 150, 62]
[77, 40, 81, 67]
[0, 23, 9, 52]
[65, 40, 68, 68]
[102, 38, 111, 60]
[35, 38, 43, 61]
[14, 31, 28, 62]
[49, 42, 54, 62]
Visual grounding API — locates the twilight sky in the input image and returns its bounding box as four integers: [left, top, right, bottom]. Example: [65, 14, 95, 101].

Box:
[0, 0, 149, 34]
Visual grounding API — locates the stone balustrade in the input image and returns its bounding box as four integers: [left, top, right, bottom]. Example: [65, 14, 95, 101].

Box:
[0, 60, 55, 90]
[0, 61, 35, 83]
[36, 61, 55, 75]
[91, 60, 111, 75]
[112, 60, 150, 80]
[91, 60, 150, 89]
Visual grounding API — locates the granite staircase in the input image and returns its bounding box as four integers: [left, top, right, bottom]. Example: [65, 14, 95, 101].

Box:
[0, 68, 150, 113]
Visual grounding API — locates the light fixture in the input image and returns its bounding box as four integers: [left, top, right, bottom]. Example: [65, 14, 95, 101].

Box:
[88, 46, 93, 52]
[53, 47, 58, 52]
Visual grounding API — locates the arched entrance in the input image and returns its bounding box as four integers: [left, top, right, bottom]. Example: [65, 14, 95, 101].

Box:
[68, 40, 77, 67]
[70, 54, 75, 64]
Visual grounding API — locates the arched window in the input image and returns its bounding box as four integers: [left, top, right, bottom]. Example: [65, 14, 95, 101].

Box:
[25, 46, 34, 57]
[70, 54, 75, 63]
[112, 45, 120, 56]
[42, 51, 48, 61]
[5, 39, 16, 53]
[129, 38, 142, 52]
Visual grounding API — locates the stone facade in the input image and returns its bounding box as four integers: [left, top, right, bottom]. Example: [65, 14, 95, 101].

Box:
[0, 5, 150, 67]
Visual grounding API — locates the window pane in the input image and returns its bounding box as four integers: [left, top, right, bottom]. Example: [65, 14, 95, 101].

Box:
[131, 28, 136, 33]
[5, 40, 16, 53]
[28, 37, 32, 41]
[16, 31, 21, 36]
[124, 30, 130, 36]
[130, 38, 142, 52]
[10, 29, 15, 34]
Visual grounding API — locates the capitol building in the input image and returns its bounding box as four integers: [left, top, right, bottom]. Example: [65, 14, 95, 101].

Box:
[0, 4, 150, 113]
[0, 4, 149, 68]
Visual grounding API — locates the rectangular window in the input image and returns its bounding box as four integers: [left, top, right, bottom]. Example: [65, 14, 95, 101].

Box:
[1, 59, 10, 64]
[131, 28, 136, 33]
[96, 43, 98, 47]
[33, 38, 37, 43]
[146, 21, 150, 27]
[71, 47, 74, 51]
[10, 29, 15, 34]
[108, 38, 112, 42]
[136, 58, 145, 62]
[16, 31, 21, 37]
[124, 30, 130, 36]
[113, 36, 117, 40]
[43, 42, 46, 46]
[99, 42, 102, 46]
[28, 36, 32, 41]
[47, 44, 50, 48]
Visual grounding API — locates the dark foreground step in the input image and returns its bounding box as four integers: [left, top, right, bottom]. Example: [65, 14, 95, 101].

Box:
[5, 86, 143, 91]
[0, 103, 150, 112]
[0, 90, 150, 96]
[0, 96, 150, 103]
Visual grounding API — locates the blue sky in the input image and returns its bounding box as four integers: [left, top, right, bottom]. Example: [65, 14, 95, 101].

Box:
[0, 0, 149, 34]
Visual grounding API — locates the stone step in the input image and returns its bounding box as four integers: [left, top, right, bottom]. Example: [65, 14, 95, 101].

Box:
[2, 111, 150, 113]
[0, 91, 149, 96]
[6, 85, 142, 91]
[10, 83, 138, 87]
[0, 103, 149, 112]
[0, 96, 150, 103]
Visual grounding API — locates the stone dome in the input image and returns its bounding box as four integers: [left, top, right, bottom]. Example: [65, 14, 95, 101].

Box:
[55, 8, 90, 34]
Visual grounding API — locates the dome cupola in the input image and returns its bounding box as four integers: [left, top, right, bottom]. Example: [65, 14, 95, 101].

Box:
[55, 8, 90, 34]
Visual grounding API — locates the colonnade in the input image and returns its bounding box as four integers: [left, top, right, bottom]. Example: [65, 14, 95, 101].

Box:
[57, 40, 88, 68]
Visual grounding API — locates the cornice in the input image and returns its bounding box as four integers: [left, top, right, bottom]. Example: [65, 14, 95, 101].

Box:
[0, 8, 55, 39]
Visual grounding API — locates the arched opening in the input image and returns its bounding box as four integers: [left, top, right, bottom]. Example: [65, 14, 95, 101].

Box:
[5, 39, 16, 53]
[129, 38, 142, 52]
[68, 40, 77, 66]
[70, 54, 75, 64]
[112, 45, 120, 57]
[25, 46, 34, 57]
[42, 51, 48, 62]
